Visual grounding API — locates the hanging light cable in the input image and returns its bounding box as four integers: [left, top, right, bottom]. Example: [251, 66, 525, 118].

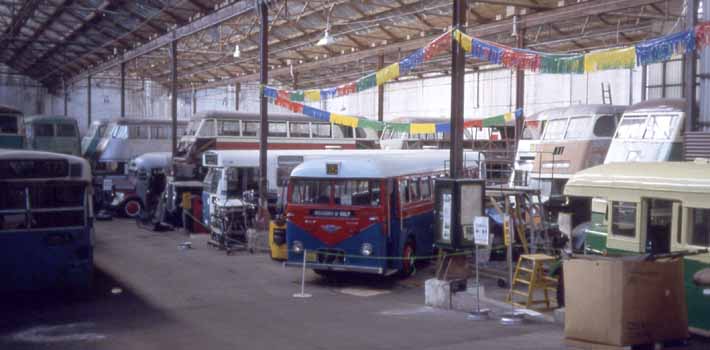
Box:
[317, 4, 336, 46]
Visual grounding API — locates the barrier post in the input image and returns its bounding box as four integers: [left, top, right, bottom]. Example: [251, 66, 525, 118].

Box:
[293, 249, 312, 298]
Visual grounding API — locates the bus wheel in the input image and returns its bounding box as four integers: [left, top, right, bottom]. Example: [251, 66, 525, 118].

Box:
[123, 199, 142, 218]
[400, 241, 416, 277]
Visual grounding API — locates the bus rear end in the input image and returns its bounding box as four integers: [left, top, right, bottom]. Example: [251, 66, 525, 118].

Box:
[286, 177, 390, 275]
[0, 152, 93, 292]
[0, 108, 24, 149]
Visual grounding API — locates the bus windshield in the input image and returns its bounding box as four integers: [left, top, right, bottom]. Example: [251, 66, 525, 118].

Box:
[0, 115, 19, 134]
[615, 114, 679, 140]
[564, 116, 593, 139]
[290, 179, 382, 207]
[186, 121, 200, 136]
[0, 182, 86, 230]
[543, 119, 567, 140]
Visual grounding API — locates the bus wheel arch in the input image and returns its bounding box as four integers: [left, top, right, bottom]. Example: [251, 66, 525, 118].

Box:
[123, 198, 143, 218]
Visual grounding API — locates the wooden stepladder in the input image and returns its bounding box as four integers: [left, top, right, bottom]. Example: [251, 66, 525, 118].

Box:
[506, 254, 558, 310]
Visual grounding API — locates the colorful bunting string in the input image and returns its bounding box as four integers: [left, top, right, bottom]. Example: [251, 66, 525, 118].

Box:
[266, 23, 710, 106]
[269, 93, 522, 135]
[635, 29, 695, 66]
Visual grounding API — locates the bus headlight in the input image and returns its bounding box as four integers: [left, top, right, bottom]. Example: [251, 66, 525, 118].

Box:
[361, 243, 373, 256]
[292, 241, 304, 254]
[111, 192, 125, 205]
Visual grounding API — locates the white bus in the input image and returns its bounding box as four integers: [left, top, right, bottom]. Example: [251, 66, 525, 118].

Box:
[604, 98, 685, 164]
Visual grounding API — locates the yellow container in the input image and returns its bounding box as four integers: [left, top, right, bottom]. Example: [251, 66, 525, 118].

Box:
[269, 220, 288, 260]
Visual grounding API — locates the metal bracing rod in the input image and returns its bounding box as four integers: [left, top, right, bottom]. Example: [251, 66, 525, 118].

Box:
[190, 0, 666, 91]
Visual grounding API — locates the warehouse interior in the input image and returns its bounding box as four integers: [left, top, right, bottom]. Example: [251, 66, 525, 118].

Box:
[1, 1, 710, 349]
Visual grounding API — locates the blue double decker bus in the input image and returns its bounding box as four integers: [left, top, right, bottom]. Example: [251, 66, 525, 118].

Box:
[0, 150, 94, 292]
[285, 150, 484, 276]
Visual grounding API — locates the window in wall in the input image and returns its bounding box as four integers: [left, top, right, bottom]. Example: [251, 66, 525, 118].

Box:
[689, 208, 710, 247]
[289, 122, 310, 138]
[593, 115, 617, 137]
[611, 201, 637, 237]
[243, 121, 259, 136]
[219, 121, 241, 136]
[34, 123, 54, 137]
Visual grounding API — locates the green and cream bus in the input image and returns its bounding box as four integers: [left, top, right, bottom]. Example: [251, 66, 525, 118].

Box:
[24, 115, 81, 156]
[564, 160, 710, 336]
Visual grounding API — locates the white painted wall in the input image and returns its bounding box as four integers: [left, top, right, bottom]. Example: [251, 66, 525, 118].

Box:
[25, 63, 654, 136]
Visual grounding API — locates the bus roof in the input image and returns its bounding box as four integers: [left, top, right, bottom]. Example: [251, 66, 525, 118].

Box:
[0, 149, 91, 182]
[0, 104, 22, 115]
[108, 118, 188, 126]
[190, 110, 318, 123]
[203, 149, 414, 168]
[528, 104, 627, 121]
[129, 152, 172, 171]
[624, 98, 685, 114]
[564, 160, 710, 207]
[24, 115, 79, 125]
[290, 150, 483, 179]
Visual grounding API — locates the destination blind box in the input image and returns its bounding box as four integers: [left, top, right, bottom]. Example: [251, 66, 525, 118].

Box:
[433, 178, 485, 250]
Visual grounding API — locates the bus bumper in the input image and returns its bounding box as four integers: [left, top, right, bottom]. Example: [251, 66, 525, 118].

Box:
[284, 261, 389, 275]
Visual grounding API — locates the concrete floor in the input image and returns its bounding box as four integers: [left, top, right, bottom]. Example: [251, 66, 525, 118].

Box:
[0, 219, 566, 350]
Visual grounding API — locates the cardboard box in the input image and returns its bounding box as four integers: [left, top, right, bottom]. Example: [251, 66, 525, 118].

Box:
[564, 257, 688, 346]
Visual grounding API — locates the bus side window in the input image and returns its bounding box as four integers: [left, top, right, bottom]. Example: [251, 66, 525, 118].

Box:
[419, 177, 431, 200]
[399, 179, 409, 204]
[289, 122, 310, 138]
[312, 123, 331, 138]
[611, 201, 636, 237]
[35, 123, 54, 137]
[689, 208, 710, 247]
[408, 178, 421, 202]
[269, 122, 287, 137]
[243, 121, 259, 137]
[220, 121, 241, 136]
[593, 115, 617, 137]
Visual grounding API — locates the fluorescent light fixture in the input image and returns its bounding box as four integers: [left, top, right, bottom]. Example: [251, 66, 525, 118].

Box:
[316, 29, 336, 46]
[233, 44, 240, 58]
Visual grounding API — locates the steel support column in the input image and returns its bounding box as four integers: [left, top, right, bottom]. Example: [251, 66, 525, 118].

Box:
[120, 61, 126, 117]
[235, 82, 241, 111]
[515, 27, 525, 142]
[192, 87, 197, 115]
[87, 75, 92, 126]
[257, 0, 270, 223]
[170, 40, 178, 157]
[685, 0, 698, 132]
[64, 89, 68, 116]
[641, 65, 647, 101]
[377, 54, 385, 123]
[449, 0, 466, 179]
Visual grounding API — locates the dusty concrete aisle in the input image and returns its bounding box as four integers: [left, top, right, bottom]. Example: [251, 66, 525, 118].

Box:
[0, 219, 565, 350]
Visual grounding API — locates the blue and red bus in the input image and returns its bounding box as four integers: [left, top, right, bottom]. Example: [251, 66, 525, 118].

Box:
[285, 150, 484, 276]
